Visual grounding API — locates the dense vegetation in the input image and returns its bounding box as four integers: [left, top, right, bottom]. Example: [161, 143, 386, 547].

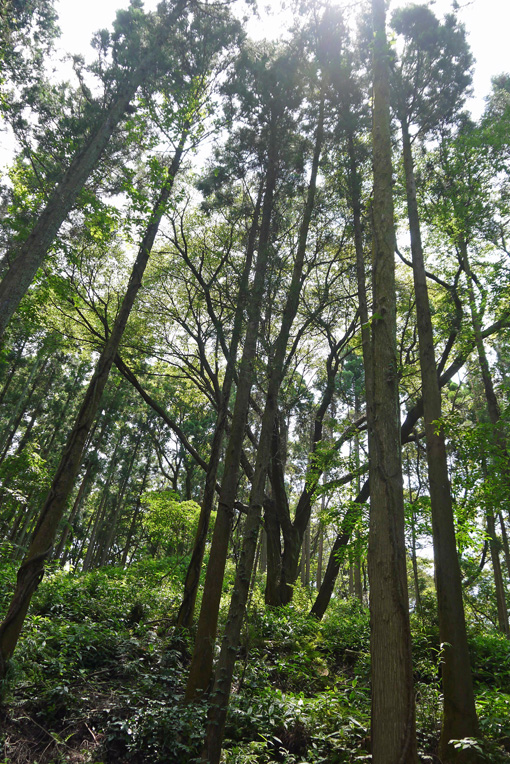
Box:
[0, 0, 510, 761]
[1, 558, 510, 763]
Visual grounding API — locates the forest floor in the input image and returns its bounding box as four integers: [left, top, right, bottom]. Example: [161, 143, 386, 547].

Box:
[1, 557, 509, 763]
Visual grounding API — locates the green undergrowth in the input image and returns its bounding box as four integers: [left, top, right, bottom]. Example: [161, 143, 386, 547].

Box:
[0, 560, 509, 763]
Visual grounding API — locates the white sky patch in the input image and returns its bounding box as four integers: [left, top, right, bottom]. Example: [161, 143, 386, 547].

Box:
[53, 0, 509, 118]
[1, 0, 505, 173]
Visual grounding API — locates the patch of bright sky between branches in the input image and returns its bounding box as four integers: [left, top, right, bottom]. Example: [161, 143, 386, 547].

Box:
[53, 0, 509, 119]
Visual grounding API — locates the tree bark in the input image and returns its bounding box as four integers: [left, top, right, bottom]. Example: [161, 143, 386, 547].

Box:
[176, 185, 263, 630]
[184, 116, 280, 701]
[487, 509, 510, 636]
[400, 120, 479, 760]
[202, 91, 325, 763]
[368, 2, 417, 761]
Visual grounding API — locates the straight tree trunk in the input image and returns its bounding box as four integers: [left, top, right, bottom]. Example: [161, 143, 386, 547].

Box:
[0, 339, 26, 407]
[368, 2, 417, 761]
[316, 510, 324, 589]
[487, 509, 509, 636]
[0, 134, 187, 677]
[202, 92, 325, 763]
[400, 121, 479, 760]
[176, 185, 263, 630]
[499, 514, 510, 580]
[264, 496, 282, 605]
[259, 526, 267, 575]
[185, 117, 280, 701]
[121, 450, 152, 567]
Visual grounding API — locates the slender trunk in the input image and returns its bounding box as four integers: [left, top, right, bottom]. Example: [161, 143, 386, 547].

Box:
[41, 363, 88, 460]
[84, 498, 111, 572]
[275, 346, 359, 603]
[0, 0, 190, 340]
[368, 3, 417, 761]
[311, 481, 369, 619]
[54, 463, 92, 560]
[0, 339, 26, 407]
[185, 118, 280, 700]
[353, 536, 363, 603]
[410, 515, 421, 616]
[259, 525, 267, 575]
[264, 497, 282, 605]
[303, 521, 310, 587]
[0, 135, 187, 677]
[316, 507, 324, 589]
[10, 501, 37, 551]
[121, 452, 152, 567]
[176, 185, 263, 630]
[81, 436, 124, 571]
[0, 354, 46, 463]
[12, 361, 57, 457]
[487, 510, 509, 636]
[401, 119, 479, 760]
[499, 514, 510, 580]
[202, 92, 325, 763]
[309, 336, 495, 620]
[99, 432, 142, 567]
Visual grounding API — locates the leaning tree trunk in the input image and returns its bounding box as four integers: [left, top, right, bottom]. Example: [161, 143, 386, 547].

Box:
[0, 0, 190, 341]
[401, 120, 480, 761]
[311, 481, 370, 620]
[0, 76, 144, 340]
[0, 134, 187, 678]
[368, 2, 417, 761]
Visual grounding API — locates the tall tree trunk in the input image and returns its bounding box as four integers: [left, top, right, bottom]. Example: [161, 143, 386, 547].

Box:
[176, 185, 263, 630]
[368, 2, 417, 761]
[202, 92, 325, 763]
[487, 509, 509, 636]
[0, 134, 187, 677]
[0, 0, 190, 340]
[316, 508, 324, 589]
[121, 449, 152, 567]
[185, 117, 280, 701]
[264, 495, 282, 605]
[499, 513, 510, 580]
[401, 119, 479, 760]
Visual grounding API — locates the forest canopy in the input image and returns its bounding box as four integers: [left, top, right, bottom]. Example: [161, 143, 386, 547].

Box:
[0, 0, 510, 762]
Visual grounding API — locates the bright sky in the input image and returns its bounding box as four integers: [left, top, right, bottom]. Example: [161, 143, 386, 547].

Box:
[53, 0, 510, 118]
